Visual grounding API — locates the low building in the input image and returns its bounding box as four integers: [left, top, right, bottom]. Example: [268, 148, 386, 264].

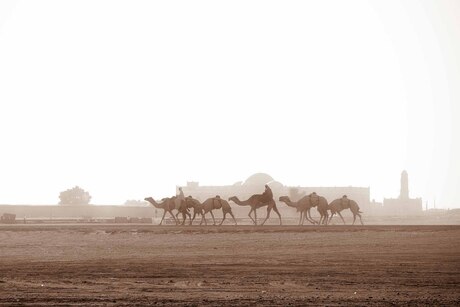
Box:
[180, 173, 372, 217]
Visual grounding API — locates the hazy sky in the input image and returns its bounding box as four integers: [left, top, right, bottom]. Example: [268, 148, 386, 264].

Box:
[0, 1, 459, 207]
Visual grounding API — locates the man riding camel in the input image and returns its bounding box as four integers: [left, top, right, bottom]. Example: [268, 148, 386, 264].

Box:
[175, 187, 185, 210]
[260, 184, 274, 204]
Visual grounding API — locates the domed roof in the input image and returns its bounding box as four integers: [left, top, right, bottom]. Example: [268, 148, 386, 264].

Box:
[243, 173, 274, 186]
[267, 180, 284, 190]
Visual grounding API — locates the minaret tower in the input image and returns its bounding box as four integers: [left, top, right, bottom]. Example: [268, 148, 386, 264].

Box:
[399, 170, 409, 200]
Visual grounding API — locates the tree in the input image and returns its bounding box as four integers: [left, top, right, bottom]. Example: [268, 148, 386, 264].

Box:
[59, 186, 92, 205]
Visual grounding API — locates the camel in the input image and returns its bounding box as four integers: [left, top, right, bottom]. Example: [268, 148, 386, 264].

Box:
[185, 196, 237, 226]
[278, 196, 318, 225]
[144, 196, 192, 225]
[308, 192, 329, 225]
[228, 195, 282, 226]
[328, 196, 363, 225]
[144, 197, 177, 225]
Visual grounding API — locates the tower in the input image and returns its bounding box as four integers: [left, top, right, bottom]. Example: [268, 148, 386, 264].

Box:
[399, 170, 409, 200]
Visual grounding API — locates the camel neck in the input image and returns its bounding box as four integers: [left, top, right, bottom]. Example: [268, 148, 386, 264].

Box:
[232, 197, 250, 206]
[282, 199, 297, 208]
[148, 199, 165, 209]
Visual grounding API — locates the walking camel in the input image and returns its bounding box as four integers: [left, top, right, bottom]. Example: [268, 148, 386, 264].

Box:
[144, 196, 191, 225]
[328, 196, 363, 225]
[228, 195, 282, 226]
[278, 196, 318, 225]
[185, 196, 237, 225]
[144, 197, 176, 225]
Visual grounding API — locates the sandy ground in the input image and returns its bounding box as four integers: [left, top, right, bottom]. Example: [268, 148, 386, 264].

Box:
[0, 225, 459, 306]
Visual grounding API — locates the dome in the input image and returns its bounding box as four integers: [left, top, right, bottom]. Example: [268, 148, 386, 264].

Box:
[243, 173, 275, 186]
[267, 180, 284, 190]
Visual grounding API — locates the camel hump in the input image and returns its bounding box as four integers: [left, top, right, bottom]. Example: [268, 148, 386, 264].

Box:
[213, 197, 223, 209]
[309, 194, 319, 205]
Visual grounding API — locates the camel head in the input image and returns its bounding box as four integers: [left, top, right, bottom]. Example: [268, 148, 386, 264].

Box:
[144, 197, 159, 206]
[228, 196, 238, 203]
[279, 196, 291, 203]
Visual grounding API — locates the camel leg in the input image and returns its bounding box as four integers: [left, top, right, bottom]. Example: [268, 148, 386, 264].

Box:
[298, 211, 303, 225]
[159, 210, 166, 225]
[203, 212, 209, 226]
[210, 211, 216, 225]
[275, 206, 282, 225]
[304, 211, 310, 225]
[308, 209, 318, 224]
[360, 214, 364, 225]
[303, 211, 309, 225]
[352, 213, 363, 225]
[301, 212, 307, 225]
[254, 209, 258, 226]
[338, 212, 346, 225]
[261, 207, 271, 226]
[200, 213, 205, 226]
[328, 212, 334, 224]
[219, 212, 227, 226]
[191, 211, 197, 225]
[321, 213, 329, 225]
[304, 210, 312, 225]
[202, 213, 207, 225]
[168, 211, 177, 225]
[230, 211, 237, 225]
[247, 209, 256, 225]
[303, 212, 310, 225]
[186, 212, 192, 225]
[175, 211, 182, 225]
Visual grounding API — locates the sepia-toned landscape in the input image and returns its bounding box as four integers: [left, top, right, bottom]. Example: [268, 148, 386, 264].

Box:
[1, 1, 459, 306]
[1, 224, 459, 306]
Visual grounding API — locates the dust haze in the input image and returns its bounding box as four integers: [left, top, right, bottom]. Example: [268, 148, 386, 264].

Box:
[1, 0, 459, 306]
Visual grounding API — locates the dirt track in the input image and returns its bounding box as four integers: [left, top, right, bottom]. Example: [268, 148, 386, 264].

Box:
[0, 225, 459, 306]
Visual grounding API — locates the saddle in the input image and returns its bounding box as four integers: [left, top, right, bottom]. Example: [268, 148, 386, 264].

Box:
[212, 197, 223, 209]
[341, 198, 350, 209]
[310, 195, 319, 206]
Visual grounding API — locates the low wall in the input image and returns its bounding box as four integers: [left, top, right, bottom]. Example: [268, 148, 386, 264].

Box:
[0, 205, 155, 219]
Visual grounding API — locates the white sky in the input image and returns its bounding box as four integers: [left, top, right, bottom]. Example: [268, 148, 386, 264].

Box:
[0, 0, 459, 207]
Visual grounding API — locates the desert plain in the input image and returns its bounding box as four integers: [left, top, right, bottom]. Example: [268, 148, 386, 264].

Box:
[0, 224, 459, 306]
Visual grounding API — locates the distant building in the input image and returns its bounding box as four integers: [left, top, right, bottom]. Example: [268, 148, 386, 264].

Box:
[180, 173, 371, 216]
[383, 171, 423, 215]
